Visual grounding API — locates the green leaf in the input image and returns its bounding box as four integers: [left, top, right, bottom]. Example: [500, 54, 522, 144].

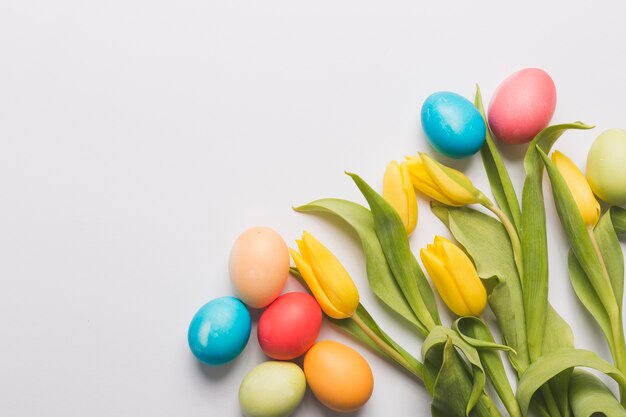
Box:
[431, 203, 529, 373]
[294, 198, 424, 332]
[520, 122, 594, 361]
[516, 348, 626, 417]
[594, 211, 624, 311]
[569, 369, 626, 417]
[569, 250, 615, 351]
[455, 317, 522, 417]
[475, 85, 521, 234]
[538, 148, 619, 319]
[348, 172, 440, 332]
[424, 328, 503, 417]
[611, 207, 626, 235]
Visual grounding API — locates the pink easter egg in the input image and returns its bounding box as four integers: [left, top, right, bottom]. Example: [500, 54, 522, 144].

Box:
[488, 68, 557, 144]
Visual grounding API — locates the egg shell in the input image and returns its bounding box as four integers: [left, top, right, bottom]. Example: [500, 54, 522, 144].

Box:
[304, 340, 374, 412]
[258, 292, 322, 360]
[488, 68, 556, 144]
[187, 296, 251, 366]
[239, 361, 306, 417]
[229, 227, 290, 309]
[586, 128, 626, 205]
[421, 91, 486, 159]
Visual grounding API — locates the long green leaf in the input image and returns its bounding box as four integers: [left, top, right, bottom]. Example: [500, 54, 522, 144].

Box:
[423, 328, 499, 417]
[475, 85, 521, 234]
[594, 211, 625, 310]
[431, 203, 529, 373]
[538, 148, 619, 319]
[569, 370, 626, 417]
[294, 198, 424, 331]
[348, 172, 439, 332]
[612, 207, 626, 235]
[520, 122, 594, 361]
[516, 348, 626, 417]
[455, 317, 522, 417]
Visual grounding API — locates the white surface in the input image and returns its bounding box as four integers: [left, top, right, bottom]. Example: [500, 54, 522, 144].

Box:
[1, 1, 626, 416]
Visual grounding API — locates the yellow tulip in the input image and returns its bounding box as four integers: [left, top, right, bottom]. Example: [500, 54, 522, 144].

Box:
[290, 231, 360, 319]
[552, 150, 601, 227]
[420, 236, 486, 316]
[383, 160, 418, 234]
[404, 153, 489, 207]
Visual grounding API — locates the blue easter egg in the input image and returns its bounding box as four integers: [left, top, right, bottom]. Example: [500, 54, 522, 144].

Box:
[421, 92, 486, 159]
[188, 296, 251, 365]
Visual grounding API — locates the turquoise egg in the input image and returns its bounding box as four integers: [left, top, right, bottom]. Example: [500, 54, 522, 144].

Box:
[188, 296, 251, 365]
[421, 92, 486, 159]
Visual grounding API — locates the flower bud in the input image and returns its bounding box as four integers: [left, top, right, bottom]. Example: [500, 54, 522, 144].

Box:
[552, 150, 600, 227]
[383, 161, 418, 234]
[420, 236, 486, 316]
[290, 232, 359, 319]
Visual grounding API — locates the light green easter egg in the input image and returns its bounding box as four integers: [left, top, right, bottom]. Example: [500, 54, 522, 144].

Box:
[239, 361, 306, 417]
[586, 128, 626, 206]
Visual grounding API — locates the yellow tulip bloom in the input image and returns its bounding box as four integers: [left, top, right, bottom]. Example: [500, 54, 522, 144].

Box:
[290, 231, 360, 319]
[404, 153, 489, 207]
[420, 236, 486, 316]
[383, 160, 418, 234]
[552, 150, 601, 227]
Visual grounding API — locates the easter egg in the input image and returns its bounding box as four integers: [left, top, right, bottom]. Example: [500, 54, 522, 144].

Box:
[488, 68, 556, 144]
[187, 296, 251, 365]
[303, 340, 374, 412]
[586, 128, 626, 205]
[258, 292, 322, 360]
[239, 361, 306, 417]
[229, 227, 290, 309]
[421, 91, 486, 159]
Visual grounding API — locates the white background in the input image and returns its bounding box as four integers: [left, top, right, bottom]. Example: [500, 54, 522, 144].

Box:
[2, 1, 626, 416]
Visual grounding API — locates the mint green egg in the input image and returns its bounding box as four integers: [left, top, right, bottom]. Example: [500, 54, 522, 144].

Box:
[586, 128, 626, 205]
[239, 361, 306, 417]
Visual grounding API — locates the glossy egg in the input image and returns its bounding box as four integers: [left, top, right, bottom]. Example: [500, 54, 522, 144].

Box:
[304, 340, 374, 412]
[187, 296, 251, 365]
[421, 91, 486, 159]
[239, 361, 306, 417]
[229, 227, 290, 309]
[488, 68, 556, 144]
[258, 292, 322, 360]
[586, 128, 626, 205]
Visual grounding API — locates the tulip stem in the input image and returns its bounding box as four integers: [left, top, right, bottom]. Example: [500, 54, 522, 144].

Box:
[487, 204, 524, 280]
[351, 311, 423, 380]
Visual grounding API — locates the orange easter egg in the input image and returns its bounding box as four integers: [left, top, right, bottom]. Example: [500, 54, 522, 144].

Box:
[303, 340, 374, 412]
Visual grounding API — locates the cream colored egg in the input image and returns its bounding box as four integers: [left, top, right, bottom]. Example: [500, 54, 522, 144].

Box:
[229, 227, 290, 309]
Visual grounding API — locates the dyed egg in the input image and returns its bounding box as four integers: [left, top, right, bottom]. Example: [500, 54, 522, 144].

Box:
[586, 128, 626, 205]
[187, 296, 251, 365]
[488, 68, 556, 144]
[304, 340, 374, 412]
[421, 91, 486, 159]
[258, 292, 322, 360]
[239, 361, 306, 417]
[229, 227, 290, 309]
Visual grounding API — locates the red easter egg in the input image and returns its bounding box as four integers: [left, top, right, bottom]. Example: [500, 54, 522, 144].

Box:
[488, 68, 556, 144]
[257, 292, 322, 360]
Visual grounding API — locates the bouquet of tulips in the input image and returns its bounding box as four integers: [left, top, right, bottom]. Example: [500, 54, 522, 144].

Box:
[288, 78, 626, 417]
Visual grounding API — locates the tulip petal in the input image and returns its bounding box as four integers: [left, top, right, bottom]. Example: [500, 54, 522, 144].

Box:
[420, 154, 479, 206]
[290, 248, 346, 319]
[437, 237, 486, 316]
[383, 161, 418, 234]
[420, 247, 472, 316]
[552, 150, 601, 227]
[301, 232, 359, 317]
[404, 156, 458, 205]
